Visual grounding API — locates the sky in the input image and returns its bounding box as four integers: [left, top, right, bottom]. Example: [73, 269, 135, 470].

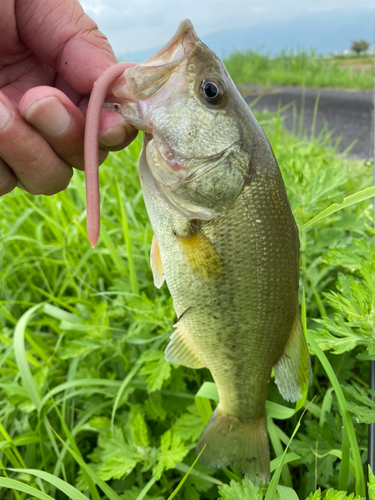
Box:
[80, 0, 375, 58]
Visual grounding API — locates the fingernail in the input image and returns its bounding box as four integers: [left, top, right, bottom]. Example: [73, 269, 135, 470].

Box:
[99, 126, 126, 147]
[0, 101, 12, 129]
[26, 97, 71, 137]
[112, 76, 132, 99]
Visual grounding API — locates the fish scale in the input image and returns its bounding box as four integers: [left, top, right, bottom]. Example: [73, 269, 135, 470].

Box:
[108, 19, 311, 483]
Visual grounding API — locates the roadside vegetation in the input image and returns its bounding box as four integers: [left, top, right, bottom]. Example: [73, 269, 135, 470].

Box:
[0, 109, 375, 499]
[224, 49, 374, 90]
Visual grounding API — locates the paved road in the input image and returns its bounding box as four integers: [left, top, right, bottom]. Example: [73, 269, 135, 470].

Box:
[240, 86, 373, 159]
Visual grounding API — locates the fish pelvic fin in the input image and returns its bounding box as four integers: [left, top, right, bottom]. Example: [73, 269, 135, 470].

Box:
[274, 315, 312, 402]
[165, 322, 206, 369]
[150, 234, 165, 289]
[196, 406, 270, 485]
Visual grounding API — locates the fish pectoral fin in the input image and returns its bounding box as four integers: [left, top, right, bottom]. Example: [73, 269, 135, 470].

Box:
[175, 229, 225, 281]
[165, 323, 206, 369]
[150, 234, 165, 289]
[274, 316, 312, 402]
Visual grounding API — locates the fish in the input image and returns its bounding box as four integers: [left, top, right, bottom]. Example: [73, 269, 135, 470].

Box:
[84, 19, 312, 484]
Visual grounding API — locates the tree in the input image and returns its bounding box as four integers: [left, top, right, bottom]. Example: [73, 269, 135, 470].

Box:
[350, 39, 370, 54]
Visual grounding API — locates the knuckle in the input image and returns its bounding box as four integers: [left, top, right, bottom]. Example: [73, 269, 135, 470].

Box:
[44, 167, 73, 195]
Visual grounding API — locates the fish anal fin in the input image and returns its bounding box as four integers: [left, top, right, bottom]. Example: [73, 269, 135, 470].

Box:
[165, 323, 205, 369]
[274, 316, 312, 402]
[175, 229, 225, 280]
[150, 234, 165, 289]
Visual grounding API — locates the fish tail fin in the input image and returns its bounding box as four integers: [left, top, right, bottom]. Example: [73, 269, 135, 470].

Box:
[196, 405, 270, 484]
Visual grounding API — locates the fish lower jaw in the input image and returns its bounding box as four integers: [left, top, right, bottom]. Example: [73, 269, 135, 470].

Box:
[145, 134, 188, 189]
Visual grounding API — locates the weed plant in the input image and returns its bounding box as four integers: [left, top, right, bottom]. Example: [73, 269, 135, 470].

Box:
[224, 49, 374, 90]
[0, 110, 375, 499]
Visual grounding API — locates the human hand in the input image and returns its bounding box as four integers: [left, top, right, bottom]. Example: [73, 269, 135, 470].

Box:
[0, 0, 137, 196]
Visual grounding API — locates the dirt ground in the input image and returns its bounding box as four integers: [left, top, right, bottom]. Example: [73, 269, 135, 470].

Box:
[240, 85, 373, 160]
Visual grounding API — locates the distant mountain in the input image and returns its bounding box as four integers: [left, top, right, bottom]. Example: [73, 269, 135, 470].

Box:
[202, 8, 374, 56]
[119, 7, 374, 62]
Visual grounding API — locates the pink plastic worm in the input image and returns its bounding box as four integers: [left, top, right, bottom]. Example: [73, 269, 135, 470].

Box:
[84, 62, 135, 248]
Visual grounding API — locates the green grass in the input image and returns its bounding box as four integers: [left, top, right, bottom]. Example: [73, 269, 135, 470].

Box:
[0, 110, 375, 499]
[224, 49, 374, 90]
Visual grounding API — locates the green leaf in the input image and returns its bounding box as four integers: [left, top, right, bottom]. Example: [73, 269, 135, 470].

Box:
[9, 468, 89, 500]
[51, 427, 123, 500]
[305, 487, 363, 500]
[270, 453, 300, 472]
[368, 466, 375, 500]
[42, 304, 83, 323]
[305, 489, 322, 500]
[174, 462, 223, 486]
[291, 416, 341, 485]
[277, 485, 299, 500]
[89, 416, 111, 430]
[13, 304, 44, 411]
[167, 446, 206, 500]
[39, 378, 122, 413]
[122, 486, 164, 500]
[324, 489, 361, 500]
[0, 477, 55, 500]
[195, 395, 213, 425]
[195, 382, 219, 401]
[140, 350, 171, 393]
[268, 417, 293, 486]
[129, 409, 150, 447]
[307, 332, 366, 496]
[172, 404, 205, 442]
[152, 430, 187, 479]
[266, 402, 295, 420]
[343, 383, 375, 424]
[111, 360, 143, 430]
[298, 186, 375, 231]
[266, 403, 310, 500]
[218, 478, 264, 500]
[96, 427, 143, 480]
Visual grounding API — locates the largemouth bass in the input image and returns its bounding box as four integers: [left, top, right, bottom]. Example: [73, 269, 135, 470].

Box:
[85, 19, 311, 484]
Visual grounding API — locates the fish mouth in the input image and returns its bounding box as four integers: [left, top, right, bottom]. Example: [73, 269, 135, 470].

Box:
[111, 19, 199, 101]
[141, 19, 199, 66]
[144, 131, 187, 185]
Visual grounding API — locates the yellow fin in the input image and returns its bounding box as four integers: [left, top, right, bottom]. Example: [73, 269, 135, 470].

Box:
[165, 323, 205, 369]
[175, 230, 225, 280]
[150, 235, 165, 289]
[274, 316, 312, 402]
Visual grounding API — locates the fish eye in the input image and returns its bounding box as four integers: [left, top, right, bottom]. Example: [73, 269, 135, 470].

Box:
[200, 79, 225, 105]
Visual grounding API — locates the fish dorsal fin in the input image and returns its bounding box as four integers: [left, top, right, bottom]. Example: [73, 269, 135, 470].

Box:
[165, 322, 205, 369]
[274, 316, 312, 402]
[150, 234, 165, 289]
[175, 229, 225, 280]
